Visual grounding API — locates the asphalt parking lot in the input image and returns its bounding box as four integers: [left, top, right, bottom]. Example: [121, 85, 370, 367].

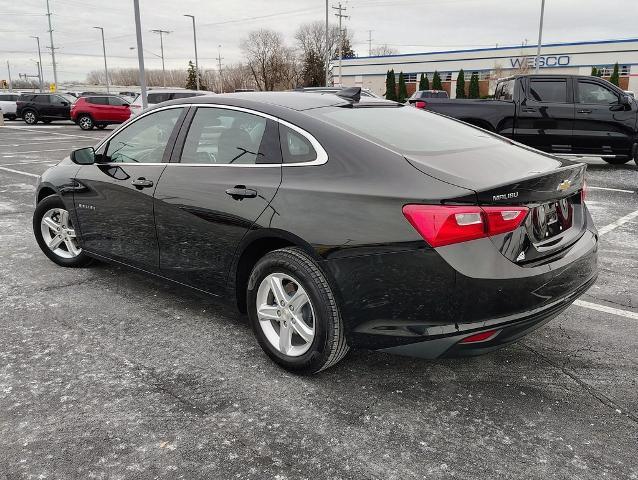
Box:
[0, 122, 636, 479]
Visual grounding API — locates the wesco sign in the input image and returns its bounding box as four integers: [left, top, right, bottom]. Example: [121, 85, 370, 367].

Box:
[509, 55, 571, 69]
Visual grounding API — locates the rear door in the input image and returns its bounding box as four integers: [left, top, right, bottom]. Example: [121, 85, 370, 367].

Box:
[51, 94, 72, 118]
[154, 105, 283, 292]
[73, 106, 186, 270]
[515, 76, 575, 154]
[572, 78, 636, 157]
[88, 96, 109, 121]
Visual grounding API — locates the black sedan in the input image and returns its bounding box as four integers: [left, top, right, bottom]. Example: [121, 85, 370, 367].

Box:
[32, 90, 598, 374]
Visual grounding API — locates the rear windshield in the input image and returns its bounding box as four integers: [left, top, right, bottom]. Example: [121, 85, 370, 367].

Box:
[314, 106, 504, 154]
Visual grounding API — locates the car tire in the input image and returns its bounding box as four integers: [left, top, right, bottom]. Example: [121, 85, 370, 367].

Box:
[247, 247, 349, 374]
[33, 195, 94, 268]
[97, 124, 107, 130]
[602, 157, 631, 165]
[8, 115, 16, 121]
[42, 119, 52, 124]
[78, 115, 94, 130]
[22, 110, 38, 125]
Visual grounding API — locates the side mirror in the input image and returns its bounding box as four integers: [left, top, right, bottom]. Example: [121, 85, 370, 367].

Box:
[61, 101, 69, 106]
[71, 147, 96, 165]
[620, 95, 631, 107]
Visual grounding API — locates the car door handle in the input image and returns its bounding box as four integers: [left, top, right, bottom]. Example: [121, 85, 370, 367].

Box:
[225, 185, 257, 200]
[131, 177, 154, 189]
[522, 107, 537, 113]
[577, 109, 592, 114]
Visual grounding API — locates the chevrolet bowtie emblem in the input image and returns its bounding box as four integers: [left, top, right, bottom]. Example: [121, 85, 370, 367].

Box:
[557, 179, 572, 191]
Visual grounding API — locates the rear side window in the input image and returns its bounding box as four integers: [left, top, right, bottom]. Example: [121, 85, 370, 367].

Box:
[147, 92, 172, 103]
[88, 97, 108, 105]
[180, 107, 279, 165]
[34, 95, 51, 104]
[577, 81, 618, 105]
[495, 80, 515, 100]
[280, 125, 317, 164]
[18, 94, 35, 102]
[528, 79, 567, 103]
[171, 92, 198, 99]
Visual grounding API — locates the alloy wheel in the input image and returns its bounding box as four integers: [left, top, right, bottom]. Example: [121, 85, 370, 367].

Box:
[40, 208, 81, 259]
[24, 111, 36, 124]
[256, 272, 315, 357]
[79, 116, 93, 130]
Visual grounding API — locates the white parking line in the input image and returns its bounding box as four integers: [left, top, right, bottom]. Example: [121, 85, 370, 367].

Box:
[574, 300, 638, 320]
[588, 186, 635, 194]
[598, 209, 638, 236]
[2, 148, 74, 156]
[0, 166, 40, 178]
[1, 126, 97, 140]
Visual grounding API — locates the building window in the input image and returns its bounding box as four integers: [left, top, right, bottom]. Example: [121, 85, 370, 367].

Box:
[395, 73, 418, 83]
[597, 65, 629, 76]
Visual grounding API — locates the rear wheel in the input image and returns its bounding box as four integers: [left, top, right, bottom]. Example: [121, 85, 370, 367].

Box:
[78, 115, 94, 130]
[247, 247, 349, 374]
[33, 195, 93, 268]
[23, 110, 38, 125]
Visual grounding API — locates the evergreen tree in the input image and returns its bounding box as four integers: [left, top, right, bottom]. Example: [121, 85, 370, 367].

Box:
[301, 50, 325, 87]
[385, 69, 397, 100]
[590, 66, 598, 76]
[609, 62, 620, 86]
[418, 73, 428, 90]
[397, 72, 408, 103]
[341, 35, 356, 59]
[468, 72, 480, 99]
[185, 60, 207, 90]
[455, 69, 466, 98]
[432, 70, 442, 90]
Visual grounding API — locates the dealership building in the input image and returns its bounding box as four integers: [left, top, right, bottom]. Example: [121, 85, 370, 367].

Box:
[337, 38, 638, 97]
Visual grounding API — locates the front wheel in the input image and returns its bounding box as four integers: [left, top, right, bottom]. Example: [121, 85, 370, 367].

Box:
[77, 115, 94, 130]
[247, 247, 349, 374]
[33, 195, 93, 268]
[23, 110, 38, 125]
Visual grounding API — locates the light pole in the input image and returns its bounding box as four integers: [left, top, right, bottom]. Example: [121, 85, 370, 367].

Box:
[325, 0, 329, 86]
[133, 0, 148, 109]
[6, 61, 12, 91]
[93, 26, 109, 93]
[534, 0, 546, 74]
[30, 36, 44, 92]
[184, 15, 199, 90]
[150, 29, 171, 87]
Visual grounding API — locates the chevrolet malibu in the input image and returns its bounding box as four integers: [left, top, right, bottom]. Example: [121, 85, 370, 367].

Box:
[32, 90, 598, 374]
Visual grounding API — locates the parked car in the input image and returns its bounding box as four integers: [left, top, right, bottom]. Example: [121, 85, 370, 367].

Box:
[16, 93, 76, 124]
[70, 95, 131, 130]
[129, 89, 211, 116]
[420, 74, 638, 164]
[294, 86, 380, 98]
[119, 91, 138, 98]
[0, 92, 19, 120]
[407, 89, 449, 108]
[33, 90, 597, 374]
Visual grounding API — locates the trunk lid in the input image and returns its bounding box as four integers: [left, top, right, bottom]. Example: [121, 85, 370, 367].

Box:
[406, 144, 588, 263]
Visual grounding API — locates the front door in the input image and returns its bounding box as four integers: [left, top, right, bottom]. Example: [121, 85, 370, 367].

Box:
[73, 106, 186, 270]
[154, 106, 283, 293]
[572, 78, 637, 157]
[515, 77, 575, 154]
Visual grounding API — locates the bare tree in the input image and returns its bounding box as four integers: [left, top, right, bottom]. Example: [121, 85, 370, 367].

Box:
[241, 29, 296, 91]
[370, 44, 399, 56]
[221, 63, 257, 92]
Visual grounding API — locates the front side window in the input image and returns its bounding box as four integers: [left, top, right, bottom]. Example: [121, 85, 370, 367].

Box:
[577, 81, 618, 105]
[104, 107, 183, 163]
[180, 107, 276, 165]
[528, 79, 567, 103]
[108, 96, 129, 106]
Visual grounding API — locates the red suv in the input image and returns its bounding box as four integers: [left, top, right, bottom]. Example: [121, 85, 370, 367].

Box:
[70, 95, 131, 130]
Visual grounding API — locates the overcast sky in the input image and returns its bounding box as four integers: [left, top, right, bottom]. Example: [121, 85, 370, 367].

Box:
[2, 0, 637, 84]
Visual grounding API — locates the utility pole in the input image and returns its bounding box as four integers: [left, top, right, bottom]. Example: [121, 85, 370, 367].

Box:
[534, 0, 546, 74]
[368, 30, 373, 56]
[6, 61, 12, 91]
[45, 0, 58, 90]
[217, 45, 224, 93]
[30, 36, 44, 92]
[184, 15, 200, 90]
[325, 0, 329, 86]
[93, 27, 109, 93]
[150, 29, 171, 87]
[332, 2, 348, 87]
[133, 0, 148, 108]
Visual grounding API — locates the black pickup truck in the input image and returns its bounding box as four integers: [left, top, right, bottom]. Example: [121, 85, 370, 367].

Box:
[421, 74, 638, 164]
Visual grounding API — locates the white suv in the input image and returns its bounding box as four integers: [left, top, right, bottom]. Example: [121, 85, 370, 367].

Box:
[0, 93, 20, 120]
[129, 89, 213, 117]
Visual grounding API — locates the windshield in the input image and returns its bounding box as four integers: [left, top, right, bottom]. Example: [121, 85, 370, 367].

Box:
[58, 94, 77, 104]
[314, 106, 505, 155]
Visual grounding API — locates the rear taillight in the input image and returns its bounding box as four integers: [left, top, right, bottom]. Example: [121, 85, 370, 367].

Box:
[402, 204, 529, 247]
[581, 180, 587, 204]
[415, 100, 427, 109]
[459, 329, 500, 344]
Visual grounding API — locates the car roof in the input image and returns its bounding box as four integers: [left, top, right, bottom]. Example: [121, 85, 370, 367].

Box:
[166, 92, 351, 111]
